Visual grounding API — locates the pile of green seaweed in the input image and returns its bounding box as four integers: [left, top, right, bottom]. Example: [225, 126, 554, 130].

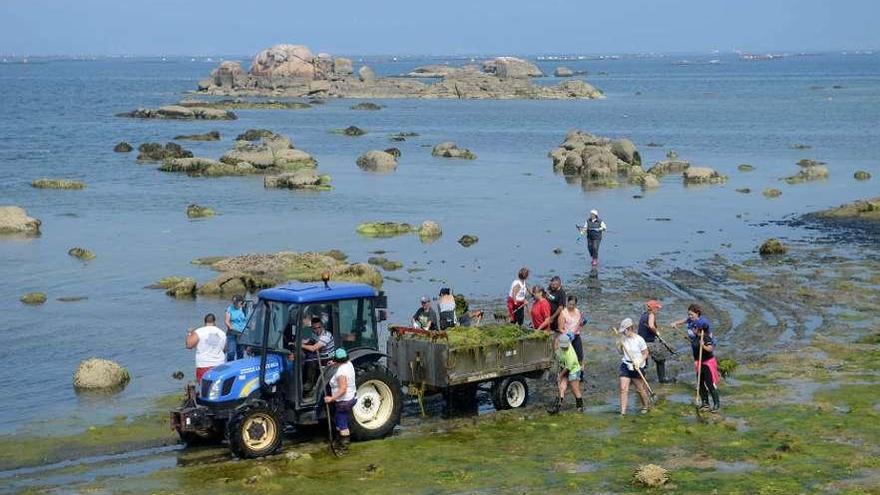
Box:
[445, 325, 549, 350]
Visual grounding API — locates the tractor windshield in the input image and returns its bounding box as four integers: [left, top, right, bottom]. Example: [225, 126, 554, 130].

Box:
[238, 301, 298, 352]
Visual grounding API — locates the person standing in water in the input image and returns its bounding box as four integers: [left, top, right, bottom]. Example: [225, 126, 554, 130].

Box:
[224, 294, 247, 361]
[580, 209, 607, 267]
[507, 267, 529, 326]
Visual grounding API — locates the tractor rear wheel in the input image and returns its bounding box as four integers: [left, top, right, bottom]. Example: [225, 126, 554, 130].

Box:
[226, 401, 282, 459]
[349, 364, 402, 441]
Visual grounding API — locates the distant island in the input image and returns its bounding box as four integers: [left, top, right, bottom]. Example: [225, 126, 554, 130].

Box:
[195, 44, 603, 100]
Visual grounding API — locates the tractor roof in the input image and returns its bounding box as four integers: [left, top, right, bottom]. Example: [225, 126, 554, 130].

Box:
[257, 281, 377, 304]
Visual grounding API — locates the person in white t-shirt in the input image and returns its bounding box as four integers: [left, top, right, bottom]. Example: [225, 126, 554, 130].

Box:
[185, 313, 227, 383]
[616, 317, 651, 415]
[325, 348, 357, 454]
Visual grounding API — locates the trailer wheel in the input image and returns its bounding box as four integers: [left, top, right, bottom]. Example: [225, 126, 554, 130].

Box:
[350, 364, 402, 441]
[492, 376, 529, 410]
[227, 401, 282, 458]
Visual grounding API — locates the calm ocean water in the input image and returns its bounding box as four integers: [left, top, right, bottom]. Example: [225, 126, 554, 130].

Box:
[0, 52, 878, 434]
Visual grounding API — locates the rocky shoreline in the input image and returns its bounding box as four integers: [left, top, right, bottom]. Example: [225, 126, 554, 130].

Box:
[194, 44, 603, 100]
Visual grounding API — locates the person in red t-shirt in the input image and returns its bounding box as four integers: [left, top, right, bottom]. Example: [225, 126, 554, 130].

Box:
[530, 286, 552, 331]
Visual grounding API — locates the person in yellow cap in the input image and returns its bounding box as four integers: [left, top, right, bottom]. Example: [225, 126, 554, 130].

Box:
[638, 300, 673, 383]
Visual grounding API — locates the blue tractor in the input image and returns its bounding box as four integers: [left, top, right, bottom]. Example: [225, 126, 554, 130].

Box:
[170, 280, 403, 458]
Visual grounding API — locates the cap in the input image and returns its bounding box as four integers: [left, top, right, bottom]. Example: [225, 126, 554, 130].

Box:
[420, 296, 430, 303]
[334, 348, 348, 360]
[558, 334, 571, 348]
[646, 300, 662, 311]
[619, 317, 634, 333]
[590, 209, 599, 216]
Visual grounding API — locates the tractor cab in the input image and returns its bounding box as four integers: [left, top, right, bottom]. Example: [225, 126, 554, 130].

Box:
[171, 280, 401, 458]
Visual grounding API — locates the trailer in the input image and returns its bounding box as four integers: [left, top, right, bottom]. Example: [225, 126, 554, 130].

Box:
[387, 326, 553, 411]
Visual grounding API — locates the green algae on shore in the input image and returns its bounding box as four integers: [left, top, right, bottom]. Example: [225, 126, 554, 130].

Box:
[814, 197, 880, 221]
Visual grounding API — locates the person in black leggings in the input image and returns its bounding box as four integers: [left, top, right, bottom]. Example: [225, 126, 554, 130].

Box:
[690, 321, 720, 411]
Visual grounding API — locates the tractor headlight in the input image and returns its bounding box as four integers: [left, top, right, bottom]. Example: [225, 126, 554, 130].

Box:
[207, 379, 223, 400]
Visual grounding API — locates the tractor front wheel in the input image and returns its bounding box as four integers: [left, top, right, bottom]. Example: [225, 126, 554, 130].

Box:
[226, 401, 282, 459]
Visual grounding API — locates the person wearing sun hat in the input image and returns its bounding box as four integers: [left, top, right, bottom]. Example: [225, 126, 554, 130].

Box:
[616, 317, 651, 415]
[638, 300, 673, 383]
[579, 209, 607, 267]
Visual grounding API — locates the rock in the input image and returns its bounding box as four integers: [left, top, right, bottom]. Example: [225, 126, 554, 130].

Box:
[797, 158, 826, 168]
[736, 188, 751, 194]
[552, 248, 562, 255]
[554, 66, 574, 77]
[647, 160, 690, 176]
[236, 129, 276, 141]
[666, 150, 678, 160]
[118, 106, 237, 120]
[31, 178, 86, 190]
[763, 188, 782, 198]
[148, 276, 197, 299]
[191, 251, 383, 295]
[351, 102, 383, 111]
[250, 44, 316, 80]
[432, 142, 476, 160]
[356, 151, 398, 172]
[633, 464, 669, 487]
[68, 247, 96, 261]
[683, 167, 727, 184]
[418, 220, 442, 241]
[341, 126, 366, 136]
[57, 296, 88, 302]
[791, 143, 811, 150]
[113, 142, 133, 153]
[639, 174, 660, 189]
[174, 131, 220, 141]
[555, 80, 603, 98]
[359, 65, 376, 83]
[356, 222, 412, 237]
[759, 238, 787, 256]
[0, 206, 41, 236]
[137, 142, 193, 161]
[172, 371, 185, 380]
[333, 57, 353, 76]
[73, 358, 131, 391]
[221, 132, 316, 171]
[738, 164, 755, 172]
[384, 147, 401, 158]
[458, 234, 479, 247]
[406, 65, 463, 78]
[211, 61, 247, 88]
[186, 204, 215, 218]
[482, 57, 543, 78]
[20, 292, 47, 305]
[610, 139, 641, 166]
[179, 99, 309, 110]
[784, 165, 828, 184]
[854, 170, 871, 181]
[390, 132, 418, 141]
[159, 157, 255, 177]
[814, 197, 880, 221]
[264, 170, 331, 191]
[367, 256, 403, 271]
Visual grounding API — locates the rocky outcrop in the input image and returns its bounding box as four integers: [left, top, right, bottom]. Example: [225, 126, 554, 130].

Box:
[854, 170, 871, 181]
[683, 167, 727, 185]
[174, 131, 220, 141]
[195, 44, 603, 100]
[159, 157, 254, 177]
[187, 251, 383, 297]
[482, 57, 543, 78]
[763, 188, 782, 198]
[264, 170, 331, 190]
[458, 234, 479, 247]
[418, 220, 442, 242]
[367, 256, 403, 271]
[68, 247, 96, 261]
[784, 162, 829, 184]
[0, 206, 41, 236]
[220, 131, 316, 170]
[148, 276, 197, 299]
[117, 105, 237, 120]
[137, 142, 193, 161]
[384, 147, 401, 158]
[738, 164, 755, 172]
[432, 142, 476, 160]
[186, 204, 215, 218]
[334, 126, 365, 136]
[73, 358, 131, 391]
[32, 178, 86, 190]
[179, 99, 310, 110]
[113, 142, 133, 153]
[554, 67, 574, 77]
[20, 292, 47, 305]
[813, 197, 880, 221]
[356, 151, 398, 172]
[647, 160, 690, 176]
[548, 130, 645, 188]
[759, 238, 787, 256]
[356, 222, 412, 237]
[351, 102, 383, 110]
[639, 174, 660, 189]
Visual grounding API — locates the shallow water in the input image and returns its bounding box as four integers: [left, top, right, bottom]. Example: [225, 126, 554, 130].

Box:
[1, 52, 879, 434]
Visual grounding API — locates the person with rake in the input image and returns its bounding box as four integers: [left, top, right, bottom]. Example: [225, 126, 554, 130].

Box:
[616, 318, 652, 415]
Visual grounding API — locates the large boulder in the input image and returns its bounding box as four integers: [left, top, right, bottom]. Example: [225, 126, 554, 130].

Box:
[610, 139, 641, 166]
[160, 157, 255, 177]
[759, 238, 787, 256]
[418, 220, 442, 242]
[20, 292, 47, 305]
[683, 167, 727, 184]
[432, 142, 476, 160]
[482, 57, 543, 78]
[0, 206, 41, 235]
[119, 106, 236, 120]
[73, 358, 131, 391]
[359, 65, 377, 83]
[250, 44, 317, 80]
[32, 178, 86, 190]
[333, 57, 353, 76]
[211, 61, 247, 88]
[554, 66, 574, 77]
[357, 222, 413, 237]
[356, 151, 398, 172]
[113, 142, 133, 153]
[784, 165, 829, 184]
[137, 142, 193, 161]
[647, 160, 690, 176]
[186, 204, 215, 218]
[221, 132, 315, 170]
[264, 169, 331, 190]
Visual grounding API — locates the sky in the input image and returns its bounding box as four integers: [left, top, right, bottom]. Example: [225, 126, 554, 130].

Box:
[0, 0, 877, 56]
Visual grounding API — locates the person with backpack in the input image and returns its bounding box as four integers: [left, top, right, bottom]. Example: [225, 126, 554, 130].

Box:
[580, 209, 607, 267]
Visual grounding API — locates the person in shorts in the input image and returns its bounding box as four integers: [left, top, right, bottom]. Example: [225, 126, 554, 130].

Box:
[325, 348, 357, 454]
[185, 313, 226, 384]
[617, 317, 651, 415]
[547, 334, 584, 414]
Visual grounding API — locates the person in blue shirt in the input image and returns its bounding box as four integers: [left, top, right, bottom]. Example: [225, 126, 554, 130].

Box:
[671, 303, 706, 339]
[224, 294, 247, 361]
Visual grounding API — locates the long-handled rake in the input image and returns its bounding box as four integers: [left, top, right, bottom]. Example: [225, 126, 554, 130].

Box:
[316, 358, 341, 456]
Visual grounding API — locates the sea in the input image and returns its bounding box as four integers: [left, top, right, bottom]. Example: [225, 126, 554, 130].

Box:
[0, 51, 878, 434]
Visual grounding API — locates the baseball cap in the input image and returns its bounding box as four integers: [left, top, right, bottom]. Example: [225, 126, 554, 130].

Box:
[334, 348, 348, 360]
[420, 296, 430, 303]
[590, 209, 599, 216]
[646, 300, 662, 311]
[618, 317, 634, 333]
[558, 334, 571, 348]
